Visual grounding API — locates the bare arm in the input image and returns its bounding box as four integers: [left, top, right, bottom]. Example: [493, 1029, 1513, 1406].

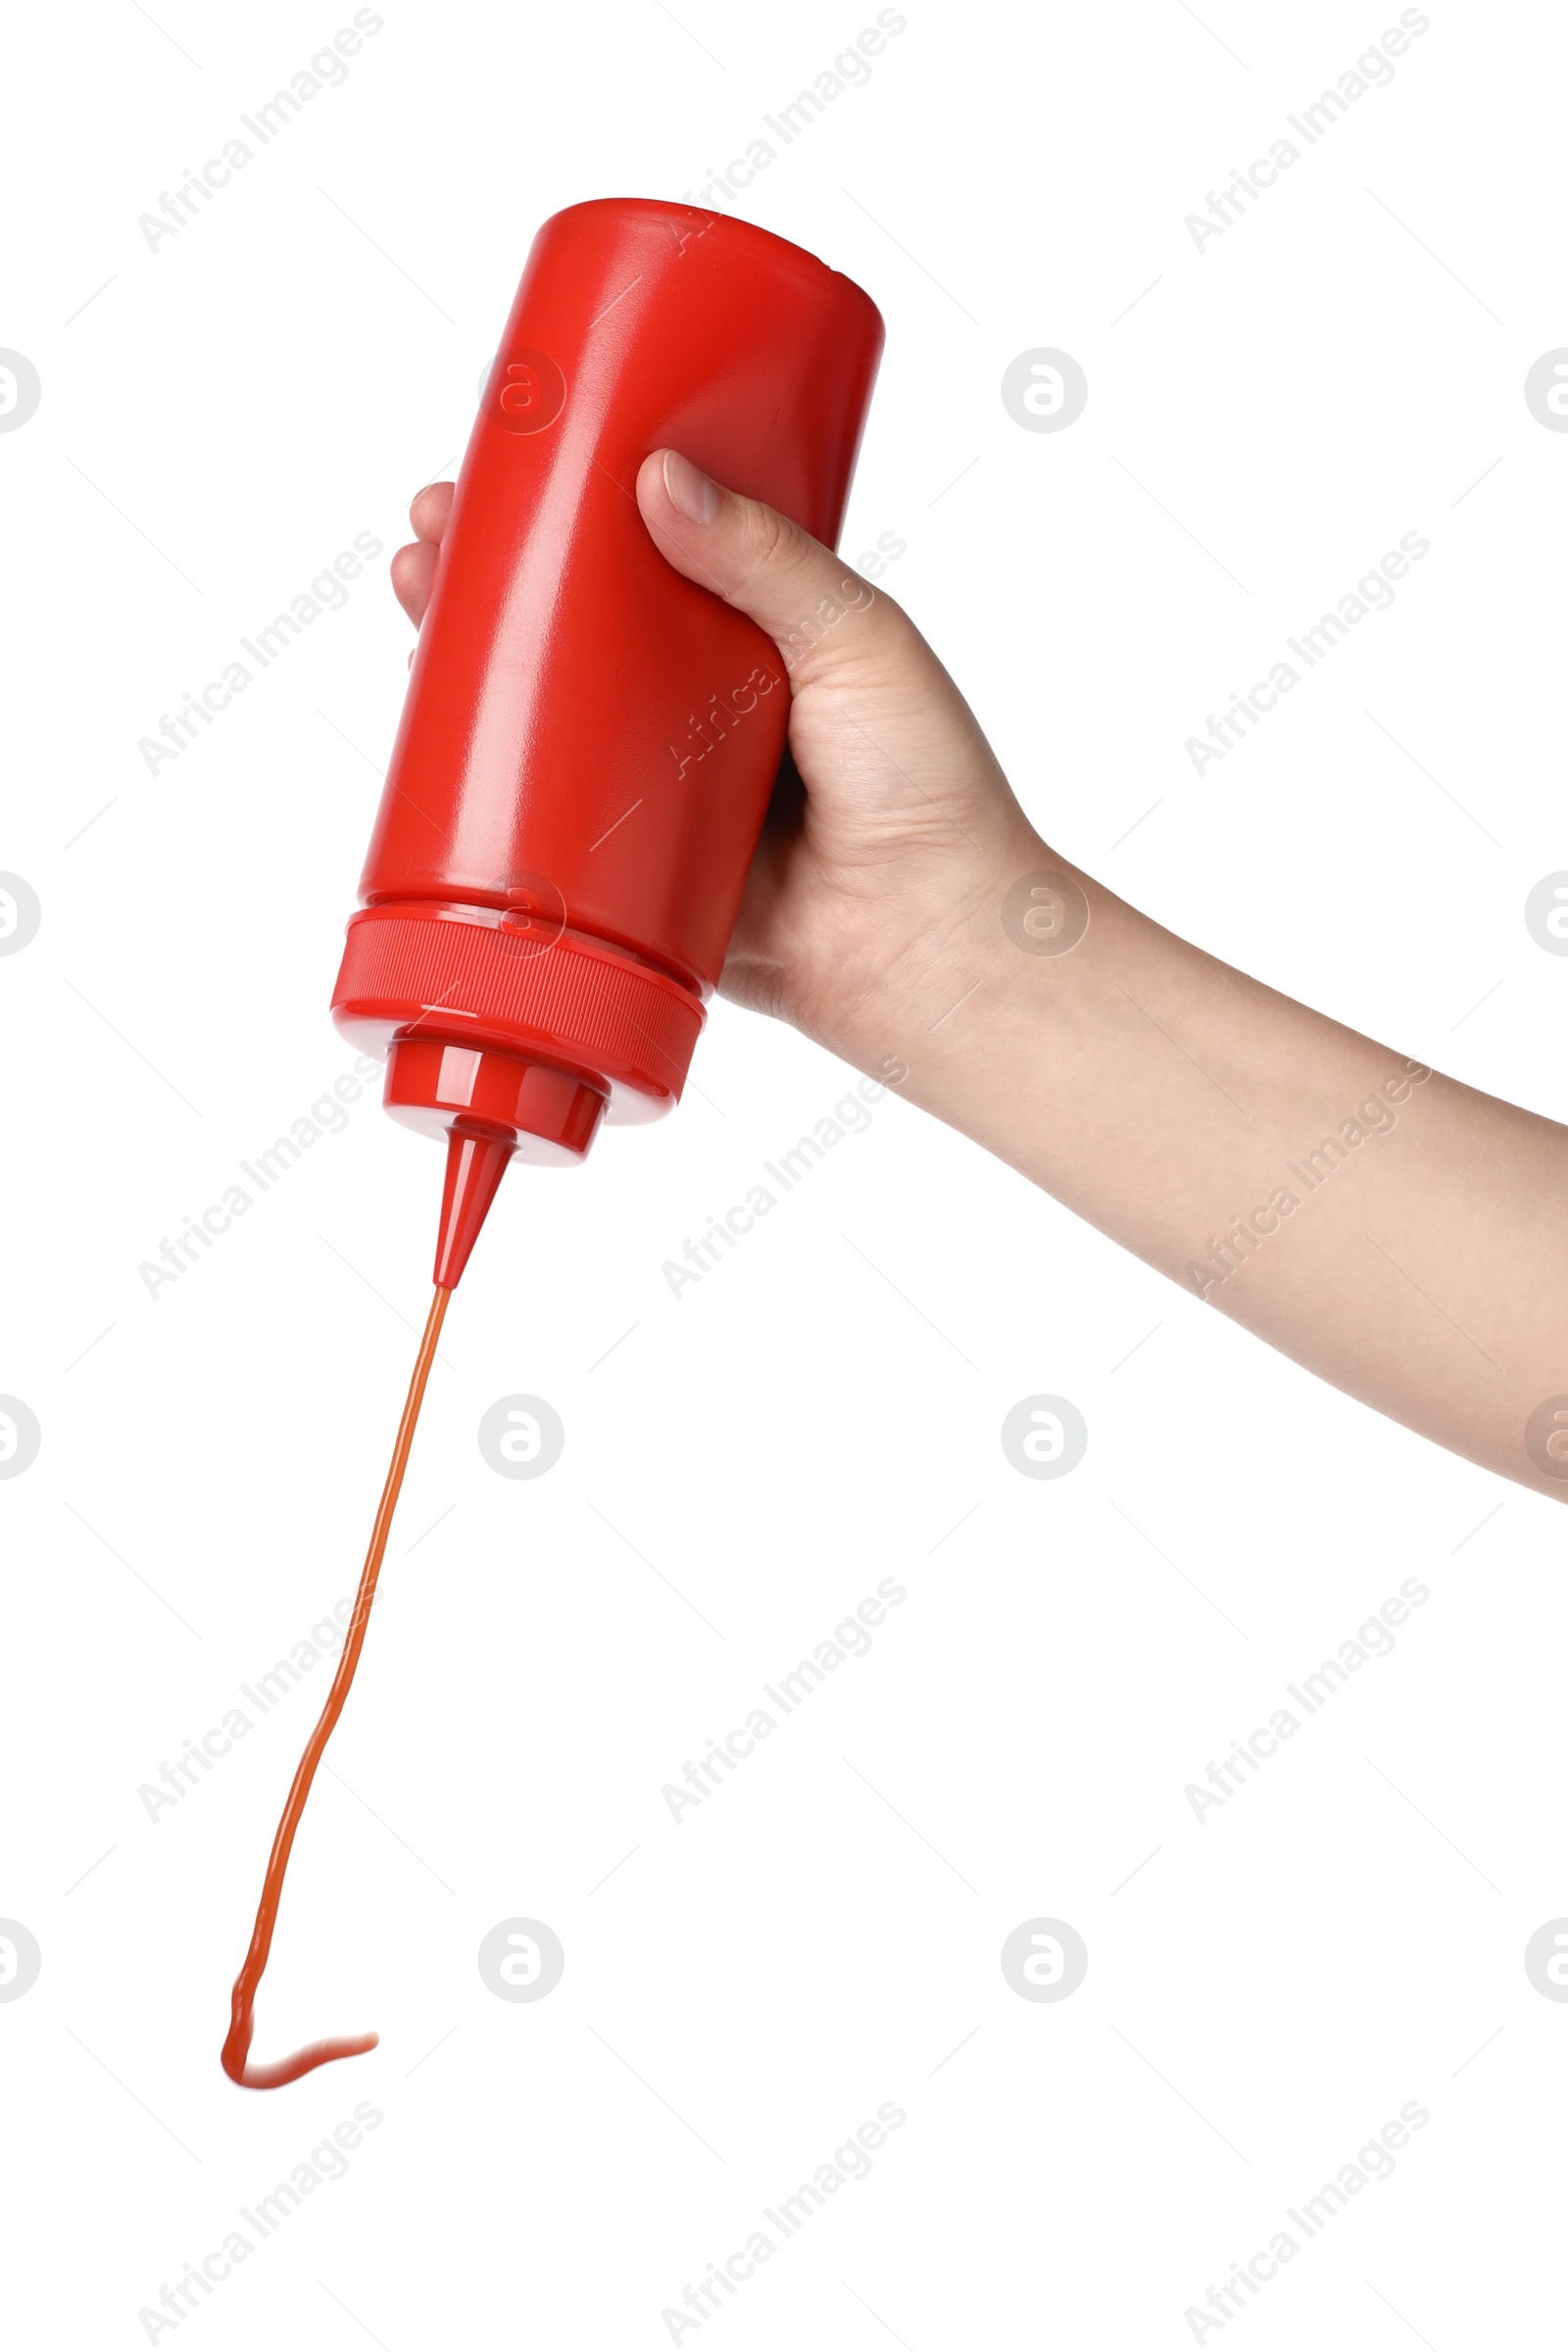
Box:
[393, 458, 1568, 1499]
[861, 856, 1568, 1495]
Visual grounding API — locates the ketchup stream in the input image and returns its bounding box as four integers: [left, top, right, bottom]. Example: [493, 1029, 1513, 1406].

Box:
[220, 1284, 451, 2088]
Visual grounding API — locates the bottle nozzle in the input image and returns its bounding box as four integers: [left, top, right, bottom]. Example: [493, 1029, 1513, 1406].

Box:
[433, 1129, 515, 1288]
[376, 1038, 609, 1281]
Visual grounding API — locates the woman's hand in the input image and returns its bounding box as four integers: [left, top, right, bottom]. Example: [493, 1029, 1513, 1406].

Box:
[390, 458, 1568, 1499]
[391, 455, 1041, 1068]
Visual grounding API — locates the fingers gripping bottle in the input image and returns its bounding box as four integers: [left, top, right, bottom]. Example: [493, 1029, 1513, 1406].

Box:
[332, 196, 886, 1285]
[221, 200, 881, 2088]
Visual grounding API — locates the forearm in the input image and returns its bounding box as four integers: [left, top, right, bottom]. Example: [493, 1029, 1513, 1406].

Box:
[845, 838, 1568, 1498]
[496, 453, 1565, 1494]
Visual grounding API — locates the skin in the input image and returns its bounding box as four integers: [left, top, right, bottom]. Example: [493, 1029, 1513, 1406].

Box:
[392, 453, 1568, 1501]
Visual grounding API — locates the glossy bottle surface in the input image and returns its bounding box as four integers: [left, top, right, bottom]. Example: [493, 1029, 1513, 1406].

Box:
[332, 197, 884, 1177]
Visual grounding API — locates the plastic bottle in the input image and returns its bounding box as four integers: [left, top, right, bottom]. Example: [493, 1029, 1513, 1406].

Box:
[220, 203, 881, 2088]
[331, 195, 885, 1285]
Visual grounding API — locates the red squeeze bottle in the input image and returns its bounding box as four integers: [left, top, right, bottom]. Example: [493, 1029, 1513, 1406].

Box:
[335, 195, 885, 1280]
[220, 198, 883, 2087]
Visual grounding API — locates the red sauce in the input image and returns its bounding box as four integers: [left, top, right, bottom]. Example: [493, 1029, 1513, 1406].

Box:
[221, 1285, 451, 2088]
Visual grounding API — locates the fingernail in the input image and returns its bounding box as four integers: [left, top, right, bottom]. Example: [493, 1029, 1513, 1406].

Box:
[662, 449, 719, 524]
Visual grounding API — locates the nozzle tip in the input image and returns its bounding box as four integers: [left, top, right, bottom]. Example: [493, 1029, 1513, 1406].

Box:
[433, 1130, 514, 1288]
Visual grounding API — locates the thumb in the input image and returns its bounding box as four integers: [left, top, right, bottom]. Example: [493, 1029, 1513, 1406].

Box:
[634, 448, 891, 686]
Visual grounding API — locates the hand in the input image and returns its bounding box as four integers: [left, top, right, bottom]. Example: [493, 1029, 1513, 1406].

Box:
[390, 462, 1568, 1496]
[391, 456, 1042, 1067]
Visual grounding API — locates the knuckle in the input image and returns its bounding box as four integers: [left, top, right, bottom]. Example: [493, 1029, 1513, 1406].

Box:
[737, 497, 797, 571]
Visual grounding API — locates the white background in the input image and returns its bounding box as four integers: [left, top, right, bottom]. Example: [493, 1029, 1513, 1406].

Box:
[3, 1, 1565, 2343]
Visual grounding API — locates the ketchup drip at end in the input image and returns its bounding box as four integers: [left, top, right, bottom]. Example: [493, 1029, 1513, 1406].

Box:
[220, 1283, 452, 2089]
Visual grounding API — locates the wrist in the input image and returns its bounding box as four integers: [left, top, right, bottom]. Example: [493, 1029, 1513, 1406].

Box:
[827, 823, 1062, 1108]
